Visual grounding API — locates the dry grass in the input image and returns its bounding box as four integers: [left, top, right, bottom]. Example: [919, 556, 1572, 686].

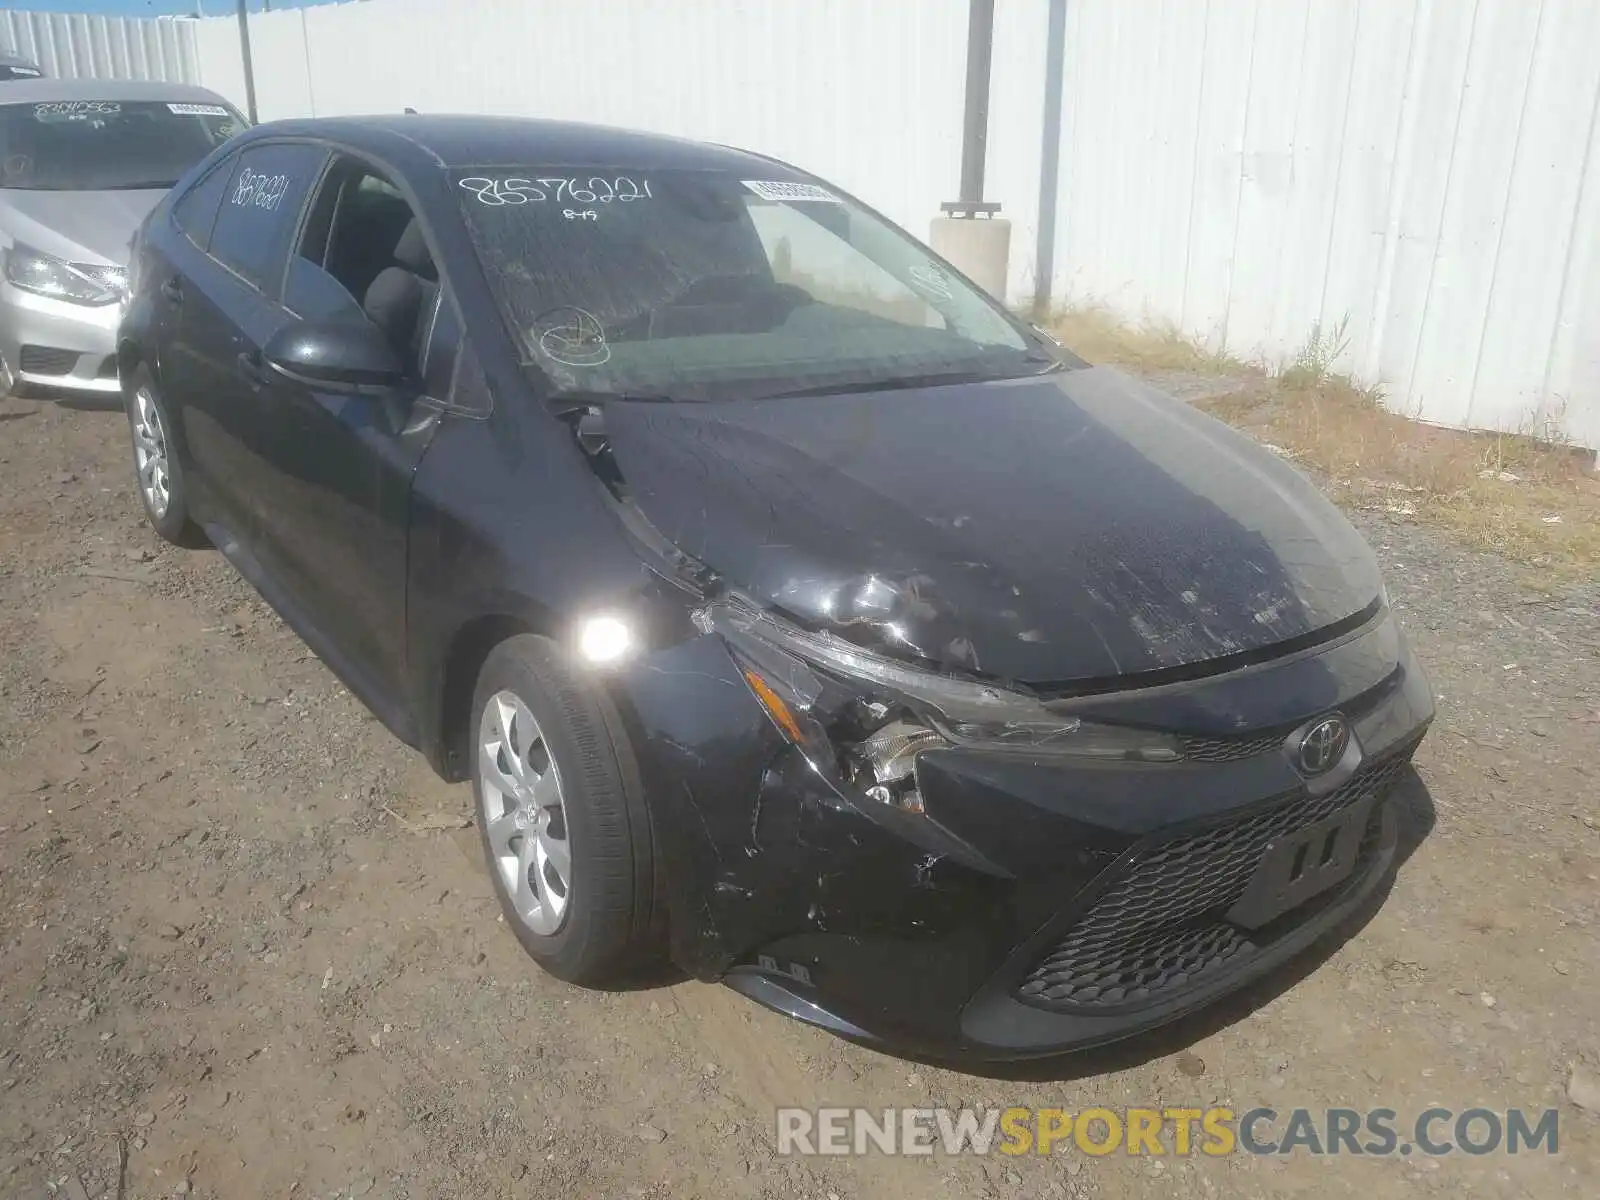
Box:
[1050, 308, 1600, 579]
[1048, 305, 1249, 376]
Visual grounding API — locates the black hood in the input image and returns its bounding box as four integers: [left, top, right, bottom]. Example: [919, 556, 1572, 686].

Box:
[604, 367, 1383, 688]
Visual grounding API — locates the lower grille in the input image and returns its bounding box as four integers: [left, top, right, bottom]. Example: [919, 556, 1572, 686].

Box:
[1017, 749, 1412, 1012]
[18, 345, 79, 376]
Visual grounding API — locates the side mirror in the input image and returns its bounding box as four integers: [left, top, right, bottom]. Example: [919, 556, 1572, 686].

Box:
[262, 318, 404, 392]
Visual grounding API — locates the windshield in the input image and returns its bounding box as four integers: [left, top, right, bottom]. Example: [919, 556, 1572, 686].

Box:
[454, 167, 1048, 401]
[0, 99, 242, 191]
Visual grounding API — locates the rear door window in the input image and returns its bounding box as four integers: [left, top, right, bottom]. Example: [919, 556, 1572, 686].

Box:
[207, 142, 327, 295]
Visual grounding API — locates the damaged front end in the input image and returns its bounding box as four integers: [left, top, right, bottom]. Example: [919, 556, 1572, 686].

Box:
[697, 592, 1185, 814]
[563, 386, 1431, 1060]
[614, 589, 1430, 1060]
[609, 601, 1110, 1051]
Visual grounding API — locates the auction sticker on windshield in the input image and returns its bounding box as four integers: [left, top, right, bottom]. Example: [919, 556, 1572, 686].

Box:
[742, 180, 840, 203]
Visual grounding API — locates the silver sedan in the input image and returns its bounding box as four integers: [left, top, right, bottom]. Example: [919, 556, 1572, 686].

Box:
[1, 77, 244, 403]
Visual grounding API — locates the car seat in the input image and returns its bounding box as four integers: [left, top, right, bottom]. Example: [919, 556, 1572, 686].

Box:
[361, 219, 439, 368]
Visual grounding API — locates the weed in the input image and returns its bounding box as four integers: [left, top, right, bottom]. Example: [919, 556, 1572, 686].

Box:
[1280, 316, 1352, 390]
[1050, 305, 1249, 376]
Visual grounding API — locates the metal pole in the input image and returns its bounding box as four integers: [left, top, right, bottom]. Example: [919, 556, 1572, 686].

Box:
[958, 0, 995, 208]
[1032, 0, 1069, 315]
[235, 0, 259, 124]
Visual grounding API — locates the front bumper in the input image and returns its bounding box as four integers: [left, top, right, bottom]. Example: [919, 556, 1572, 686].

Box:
[0, 278, 122, 398]
[616, 608, 1433, 1062]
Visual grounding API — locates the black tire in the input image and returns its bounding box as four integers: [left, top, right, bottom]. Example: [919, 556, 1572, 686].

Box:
[124, 365, 206, 548]
[470, 634, 662, 984]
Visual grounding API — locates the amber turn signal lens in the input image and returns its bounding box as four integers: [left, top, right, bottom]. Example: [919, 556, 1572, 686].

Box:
[742, 668, 807, 744]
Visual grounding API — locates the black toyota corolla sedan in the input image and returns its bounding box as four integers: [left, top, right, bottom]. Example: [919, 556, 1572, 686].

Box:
[117, 114, 1432, 1061]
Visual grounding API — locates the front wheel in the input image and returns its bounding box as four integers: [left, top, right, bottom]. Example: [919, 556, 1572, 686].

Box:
[471, 634, 663, 984]
[124, 366, 205, 547]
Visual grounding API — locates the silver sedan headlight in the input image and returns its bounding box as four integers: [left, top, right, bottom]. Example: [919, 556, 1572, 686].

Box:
[3, 242, 126, 306]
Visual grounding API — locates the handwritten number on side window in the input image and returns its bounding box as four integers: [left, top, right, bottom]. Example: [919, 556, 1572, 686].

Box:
[230, 167, 291, 212]
[459, 176, 652, 206]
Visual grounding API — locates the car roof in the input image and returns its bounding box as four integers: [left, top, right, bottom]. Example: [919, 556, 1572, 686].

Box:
[0, 78, 235, 106]
[245, 113, 800, 176]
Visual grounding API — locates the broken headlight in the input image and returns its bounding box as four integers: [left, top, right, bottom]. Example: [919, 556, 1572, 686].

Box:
[696, 593, 1180, 814]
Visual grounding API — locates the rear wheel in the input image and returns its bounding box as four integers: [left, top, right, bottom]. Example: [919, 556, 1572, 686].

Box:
[471, 634, 662, 983]
[125, 366, 205, 547]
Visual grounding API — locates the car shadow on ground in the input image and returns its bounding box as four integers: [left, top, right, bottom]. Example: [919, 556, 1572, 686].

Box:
[45, 393, 123, 413]
[929, 766, 1438, 1082]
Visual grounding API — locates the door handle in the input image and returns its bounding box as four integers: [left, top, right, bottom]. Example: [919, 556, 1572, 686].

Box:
[159, 277, 183, 304]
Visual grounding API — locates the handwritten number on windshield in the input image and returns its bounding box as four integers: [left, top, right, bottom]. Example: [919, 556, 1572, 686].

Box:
[459, 176, 653, 206]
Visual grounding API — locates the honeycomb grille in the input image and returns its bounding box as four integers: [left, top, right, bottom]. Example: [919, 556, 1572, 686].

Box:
[1017, 749, 1412, 1011]
[18, 345, 79, 376]
[1180, 731, 1286, 763]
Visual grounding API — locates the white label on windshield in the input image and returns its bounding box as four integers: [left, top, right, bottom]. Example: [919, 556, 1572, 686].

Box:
[168, 102, 230, 116]
[743, 180, 840, 203]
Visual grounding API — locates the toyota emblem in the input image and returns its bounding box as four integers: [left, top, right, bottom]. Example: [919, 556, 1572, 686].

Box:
[1298, 716, 1349, 775]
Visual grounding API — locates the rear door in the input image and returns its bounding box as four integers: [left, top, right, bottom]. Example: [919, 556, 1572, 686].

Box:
[160, 140, 327, 542]
[147, 149, 235, 519]
[249, 155, 452, 711]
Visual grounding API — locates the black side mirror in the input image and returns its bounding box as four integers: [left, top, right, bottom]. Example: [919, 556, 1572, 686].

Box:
[263, 318, 404, 392]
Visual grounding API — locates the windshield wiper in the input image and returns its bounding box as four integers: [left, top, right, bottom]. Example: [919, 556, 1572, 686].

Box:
[100, 179, 181, 191]
[757, 357, 1063, 401]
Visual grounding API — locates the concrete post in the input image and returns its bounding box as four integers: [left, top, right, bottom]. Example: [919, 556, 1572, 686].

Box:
[930, 217, 1012, 301]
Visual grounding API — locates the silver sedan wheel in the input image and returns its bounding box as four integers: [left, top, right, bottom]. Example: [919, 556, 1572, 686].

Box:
[131, 386, 170, 519]
[478, 690, 573, 936]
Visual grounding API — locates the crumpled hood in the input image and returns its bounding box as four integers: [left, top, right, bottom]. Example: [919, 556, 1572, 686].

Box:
[604, 367, 1383, 687]
[0, 187, 165, 265]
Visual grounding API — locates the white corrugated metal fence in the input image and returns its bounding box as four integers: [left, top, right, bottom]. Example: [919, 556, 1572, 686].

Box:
[2, 9, 197, 84]
[1028, 0, 1600, 450]
[6, 0, 1599, 449]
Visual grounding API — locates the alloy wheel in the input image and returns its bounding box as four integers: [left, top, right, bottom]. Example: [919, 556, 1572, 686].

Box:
[477, 690, 573, 935]
[131, 386, 171, 518]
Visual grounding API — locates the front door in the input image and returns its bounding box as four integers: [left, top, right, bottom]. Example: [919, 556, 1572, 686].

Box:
[250, 158, 452, 709]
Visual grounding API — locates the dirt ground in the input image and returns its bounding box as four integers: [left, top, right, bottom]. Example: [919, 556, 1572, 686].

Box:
[1, 389, 1597, 1200]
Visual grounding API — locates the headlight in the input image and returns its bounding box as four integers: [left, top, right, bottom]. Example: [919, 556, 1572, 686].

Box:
[2, 243, 125, 306]
[697, 593, 1180, 813]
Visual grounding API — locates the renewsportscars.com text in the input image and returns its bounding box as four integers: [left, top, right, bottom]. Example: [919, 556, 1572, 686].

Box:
[775, 1105, 1560, 1158]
